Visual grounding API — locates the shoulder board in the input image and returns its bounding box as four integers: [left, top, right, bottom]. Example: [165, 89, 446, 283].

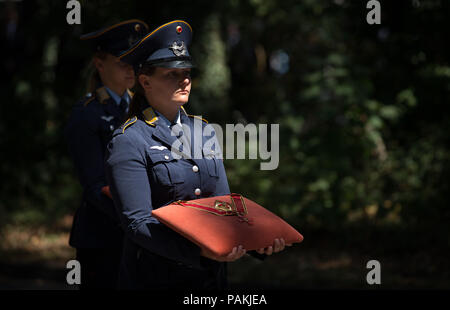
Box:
[120, 116, 137, 133]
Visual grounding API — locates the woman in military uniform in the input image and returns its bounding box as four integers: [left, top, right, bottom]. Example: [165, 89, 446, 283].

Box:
[65, 19, 149, 289]
[105, 20, 288, 290]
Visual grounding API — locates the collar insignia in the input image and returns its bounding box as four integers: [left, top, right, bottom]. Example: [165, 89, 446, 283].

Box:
[96, 87, 110, 104]
[142, 106, 158, 127]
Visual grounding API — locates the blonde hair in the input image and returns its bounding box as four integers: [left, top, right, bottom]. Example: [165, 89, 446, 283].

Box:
[86, 51, 108, 93]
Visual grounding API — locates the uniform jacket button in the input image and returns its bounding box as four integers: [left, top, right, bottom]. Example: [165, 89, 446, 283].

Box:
[194, 188, 201, 196]
[192, 165, 199, 172]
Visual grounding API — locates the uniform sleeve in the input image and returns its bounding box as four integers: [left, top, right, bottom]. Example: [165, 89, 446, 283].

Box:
[105, 133, 203, 269]
[65, 108, 118, 222]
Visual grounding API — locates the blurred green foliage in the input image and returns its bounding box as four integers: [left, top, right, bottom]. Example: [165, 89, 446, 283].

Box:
[1, 0, 449, 241]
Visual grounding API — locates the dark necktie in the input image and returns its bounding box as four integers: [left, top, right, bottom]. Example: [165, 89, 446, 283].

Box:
[119, 98, 128, 121]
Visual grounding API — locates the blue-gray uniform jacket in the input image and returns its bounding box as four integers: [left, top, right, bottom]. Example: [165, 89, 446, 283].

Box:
[65, 86, 131, 249]
[105, 105, 230, 289]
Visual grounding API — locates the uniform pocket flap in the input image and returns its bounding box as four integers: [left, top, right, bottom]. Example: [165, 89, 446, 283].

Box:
[148, 150, 175, 163]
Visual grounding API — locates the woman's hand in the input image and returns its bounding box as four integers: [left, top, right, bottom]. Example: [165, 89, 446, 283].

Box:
[201, 245, 247, 262]
[256, 238, 292, 255]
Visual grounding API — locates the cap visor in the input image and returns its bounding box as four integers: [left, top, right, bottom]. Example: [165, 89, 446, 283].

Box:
[151, 60, 195, 69]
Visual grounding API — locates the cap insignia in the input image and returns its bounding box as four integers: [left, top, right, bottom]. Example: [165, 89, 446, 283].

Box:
[169, 41, 187, 57]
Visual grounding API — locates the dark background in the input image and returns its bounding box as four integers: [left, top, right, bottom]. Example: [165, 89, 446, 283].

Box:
[0, 0, 449, 289]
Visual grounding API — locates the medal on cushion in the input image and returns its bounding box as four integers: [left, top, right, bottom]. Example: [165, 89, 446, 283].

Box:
[173, 193, 253, 225]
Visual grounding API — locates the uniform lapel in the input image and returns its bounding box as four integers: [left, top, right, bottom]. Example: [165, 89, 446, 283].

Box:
[96, 87, 119, 117]
[152, 123, 179, 149]
[180, 108, 208, 165]
[104, 98, 120, 118]
[180, 111, 202, 159]
[141, 106, 177, 148]
[180, 110, 214, 185]
[145, 106, 206, 160]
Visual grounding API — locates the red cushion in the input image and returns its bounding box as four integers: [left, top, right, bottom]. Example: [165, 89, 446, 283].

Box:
[101, 186, 112, 199]
[152, 193, 304, 256]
